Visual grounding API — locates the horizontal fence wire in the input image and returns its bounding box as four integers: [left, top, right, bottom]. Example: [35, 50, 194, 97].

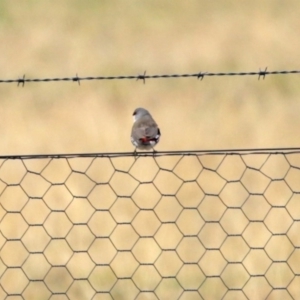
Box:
[0, 148, 300, 299]
[1, 68, 300, 86]
[1, 147, 300, 160]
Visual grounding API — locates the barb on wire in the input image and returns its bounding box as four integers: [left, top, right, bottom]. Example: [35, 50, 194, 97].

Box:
[197, 71, 207, 80]
[258, 67, 268, 80]
[17, 74, 26, 87]
[1, 68, 300, 86]
[137, 71, 147, 84]
[73, 73, 80, 85]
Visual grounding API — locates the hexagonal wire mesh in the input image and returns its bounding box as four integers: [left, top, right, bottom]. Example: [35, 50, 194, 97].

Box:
[0, 150, 300, 299]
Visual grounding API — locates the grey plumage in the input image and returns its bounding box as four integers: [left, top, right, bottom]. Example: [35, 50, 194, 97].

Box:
[131, 108, 161, 150]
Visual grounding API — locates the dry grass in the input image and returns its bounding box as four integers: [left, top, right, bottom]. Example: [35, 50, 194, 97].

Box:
[0, 1, 300, 154]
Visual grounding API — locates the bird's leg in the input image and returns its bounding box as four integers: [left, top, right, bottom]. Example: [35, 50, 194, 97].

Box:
[133, 148, 138, 160]
[152, 147, 157, 156]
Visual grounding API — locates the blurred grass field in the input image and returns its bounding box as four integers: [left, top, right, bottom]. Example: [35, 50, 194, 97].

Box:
[1, 1, 300, 300]
[0, 1, 300, 154]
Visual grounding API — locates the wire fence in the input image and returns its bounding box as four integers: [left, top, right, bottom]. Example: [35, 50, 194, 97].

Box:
[0, 149, 300, 299]
[1, 68, 300, 86]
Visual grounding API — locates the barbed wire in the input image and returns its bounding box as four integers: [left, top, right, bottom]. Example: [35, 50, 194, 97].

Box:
[1, 147, 300, 160]
[1, 68, 300, 86]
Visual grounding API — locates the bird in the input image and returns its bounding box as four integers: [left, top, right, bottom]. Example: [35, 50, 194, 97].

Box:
[131, 108, 161, 151]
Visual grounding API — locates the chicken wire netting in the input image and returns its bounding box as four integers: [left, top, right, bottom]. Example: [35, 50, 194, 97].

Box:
[0, 151, 300, 299]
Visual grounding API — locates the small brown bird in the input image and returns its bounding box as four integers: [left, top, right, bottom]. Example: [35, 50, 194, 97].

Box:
[131, 108, 161, 151]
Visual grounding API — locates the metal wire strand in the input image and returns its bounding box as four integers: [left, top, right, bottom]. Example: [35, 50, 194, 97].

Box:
[1, 68, 300, 86]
